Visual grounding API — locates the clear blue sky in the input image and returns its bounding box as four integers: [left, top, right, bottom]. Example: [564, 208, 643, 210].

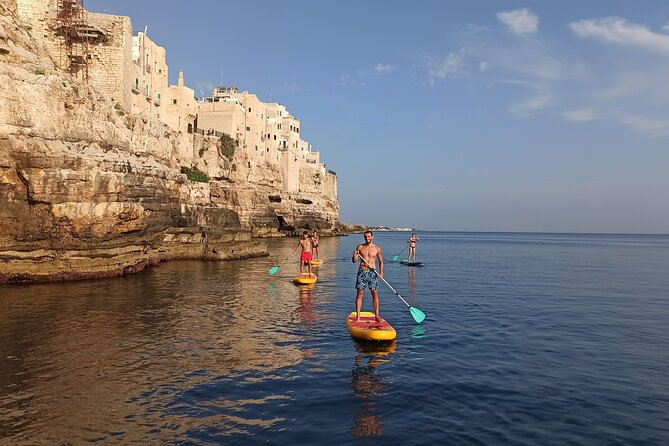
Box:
[87, 0, 669, 234]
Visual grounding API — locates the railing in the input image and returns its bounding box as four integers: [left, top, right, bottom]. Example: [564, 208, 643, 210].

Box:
[193, 128, 227, 138]
[327, 169, 337, 176]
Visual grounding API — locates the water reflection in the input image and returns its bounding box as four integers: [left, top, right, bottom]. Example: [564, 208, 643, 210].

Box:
[0, 236, 351, 443]
[411, 325, 426, 340]
[349, 340, 396, 437]
[295, 284, 316, 323]
[408, 268, 416, 292]
[0, 255, 317, 443]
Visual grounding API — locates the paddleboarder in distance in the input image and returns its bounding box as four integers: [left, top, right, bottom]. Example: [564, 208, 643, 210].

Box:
[352, 230, 384, 322]
[407, 233, 420, 261]
[311, 231, 320, 260]
[294, 231, 314, 277]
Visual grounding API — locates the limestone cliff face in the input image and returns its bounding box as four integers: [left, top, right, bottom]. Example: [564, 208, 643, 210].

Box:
[0, 5, 267, 284]
[195, 134, 341, 237]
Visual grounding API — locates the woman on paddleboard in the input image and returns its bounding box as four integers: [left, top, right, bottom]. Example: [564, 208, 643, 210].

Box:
[352, 230, 384, 322]
[311, 231, 320, 260]
[407, 233, 420, 261]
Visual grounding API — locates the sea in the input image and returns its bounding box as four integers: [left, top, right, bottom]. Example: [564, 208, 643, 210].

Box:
[1, 232, 668, 445]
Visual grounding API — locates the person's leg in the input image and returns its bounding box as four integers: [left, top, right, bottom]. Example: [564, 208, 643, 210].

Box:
[371, 290, 380, 322]
[355, 290, 364, 321]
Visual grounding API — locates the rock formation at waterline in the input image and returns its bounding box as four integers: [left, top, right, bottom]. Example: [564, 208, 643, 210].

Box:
[0, 3, 339, 284]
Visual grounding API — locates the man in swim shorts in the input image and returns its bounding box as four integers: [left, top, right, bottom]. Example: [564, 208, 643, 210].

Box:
[352, 230, 384, 322]
[294, 231, 314, 277]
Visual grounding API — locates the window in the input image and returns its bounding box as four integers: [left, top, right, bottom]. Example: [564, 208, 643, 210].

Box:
[273, 135, 276, 140]
[246, 126, 250, 131]
[173, 99, 177, 105]
[135, 78, 139, 89]
[248, 107, 252, 112]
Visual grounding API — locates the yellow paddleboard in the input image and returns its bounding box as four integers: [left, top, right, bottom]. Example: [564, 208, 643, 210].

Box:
[310, 259, 324, 266]
[346, 312, 396, 341]
[293, 274, 317, 285]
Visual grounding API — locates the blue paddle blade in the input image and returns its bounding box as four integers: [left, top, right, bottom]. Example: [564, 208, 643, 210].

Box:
[410, 306, 426, 323]
[392, 255, 399, 262]
[268, 266, 279, 275]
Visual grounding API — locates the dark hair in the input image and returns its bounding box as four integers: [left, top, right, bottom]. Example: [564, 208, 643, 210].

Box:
[364, 230, 373, 236]
[303, 231, 308, 235]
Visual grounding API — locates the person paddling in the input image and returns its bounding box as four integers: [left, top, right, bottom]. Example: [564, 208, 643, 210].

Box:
[311, 231, 320, 260]
[407, 233, 420, 261]
[352, 230, 384, 322]
[294, 231, 314, 277]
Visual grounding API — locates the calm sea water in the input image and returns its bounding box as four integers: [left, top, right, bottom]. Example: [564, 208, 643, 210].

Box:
[1, 232, 668, 445]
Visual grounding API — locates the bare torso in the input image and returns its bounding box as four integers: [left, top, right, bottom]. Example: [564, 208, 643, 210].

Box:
[300, 238, 312, 252]
[356, 242, 381, 270]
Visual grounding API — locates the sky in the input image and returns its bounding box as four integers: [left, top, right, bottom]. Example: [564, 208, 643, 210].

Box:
[87, 0, 669, 234]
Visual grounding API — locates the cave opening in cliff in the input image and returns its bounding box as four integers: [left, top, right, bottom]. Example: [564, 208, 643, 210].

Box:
[277, 216, 294, 231]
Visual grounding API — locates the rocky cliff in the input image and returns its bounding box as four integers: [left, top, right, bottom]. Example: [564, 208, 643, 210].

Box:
[0, 4, 273, 284]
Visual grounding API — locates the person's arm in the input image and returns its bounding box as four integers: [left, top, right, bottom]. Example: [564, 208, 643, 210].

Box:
[377, 248, 384, 278]
[295, 241, 302, 253]
[352, 245, 360, 263]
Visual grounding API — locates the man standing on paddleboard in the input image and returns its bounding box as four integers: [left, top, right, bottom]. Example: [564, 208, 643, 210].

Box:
[294, 231, 314, 277]
[352, 230, 384, 322]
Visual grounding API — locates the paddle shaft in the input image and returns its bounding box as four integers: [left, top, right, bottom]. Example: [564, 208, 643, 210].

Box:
[395, 244, 408, 257]
[356, 254, 412, 309]
[268, 254, 294, 274]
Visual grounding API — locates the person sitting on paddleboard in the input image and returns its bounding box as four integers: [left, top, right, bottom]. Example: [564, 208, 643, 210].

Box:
[311, 231, 320, 260]
[407, 233, 420, 261]
[294, 231, 314, 277]
[352, 230, 384, 322]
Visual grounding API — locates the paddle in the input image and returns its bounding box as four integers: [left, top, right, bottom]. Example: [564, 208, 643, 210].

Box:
[268, 254, 294, 275]
[392, 245, 408, 262]
[356, 254, 426, 323]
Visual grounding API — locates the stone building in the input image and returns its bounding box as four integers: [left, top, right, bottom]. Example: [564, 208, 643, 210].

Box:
[198, 87, 333, 196]
[14, 0, 197, 138]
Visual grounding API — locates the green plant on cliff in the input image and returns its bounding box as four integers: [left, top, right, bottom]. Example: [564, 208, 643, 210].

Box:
[180, 166, 209, 183]
[219, 134, 237, 159]
[34, 67, 46, 75]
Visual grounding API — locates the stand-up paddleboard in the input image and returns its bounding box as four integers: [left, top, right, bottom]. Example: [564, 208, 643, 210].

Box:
[346, 312, 396, 341]
[293, 274, 317, 285]
[399, 259, 426, 267]
[310, 259, 323, 266]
